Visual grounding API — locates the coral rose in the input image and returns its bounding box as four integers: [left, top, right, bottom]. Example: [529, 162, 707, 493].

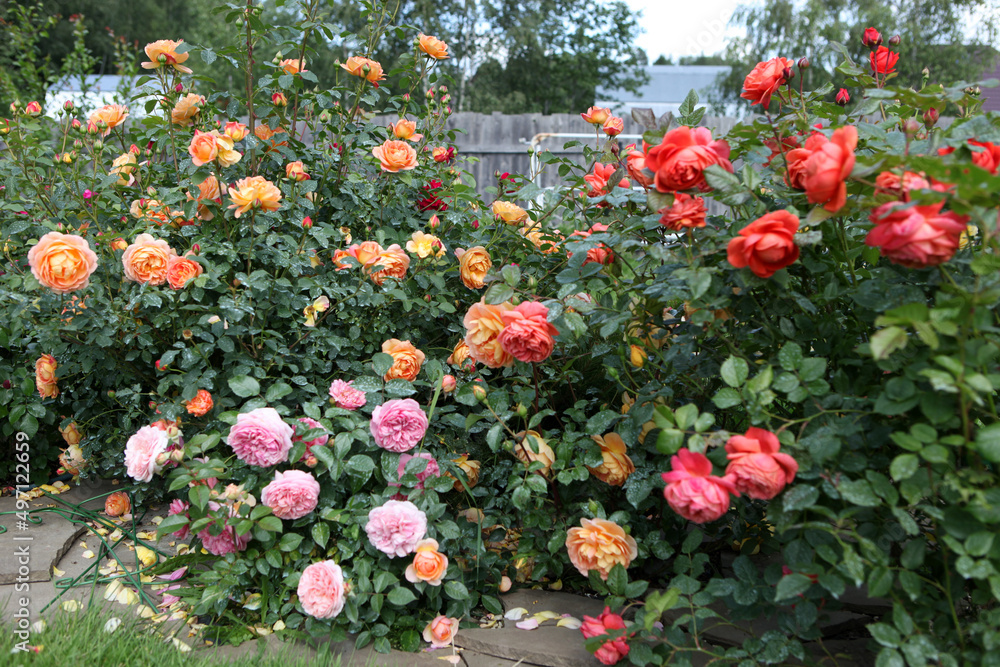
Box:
[423, 615, 459, 647]
[365, 499, 427, 557]
[123, 234, 176, 285]
[418, 34, 449, 59]
[285, 161, 310, 182]
[261, 469, 321, 520]
[603, 116, 624, 137]
[372, 139, 418, 172]
[341, 55, 384, 85]
[105, 491, 131, 517]
[389, 118, 422, 142]
[366, 244, 410, 285]
[969, 140, 1000, 174]
[456, 246, 492, 290]
[588, 433, 635, 487]
[727, 210, 800, 279]
[185, 389, 213, 417]
[141, 39, 192, 73]
[581, 106, 611, 125]
[625, 143, 654, 189]
[565, 518, 638, 580]
[405, 538, 448, 585]
[463, 299, 515, 368]
[227, 407, 294, 467]
[803, 125, 857, 212]
[661, 448, 738, 523]
[166, 254, 203, 289]
[189, 130, 219, 166]
[171, 93, 204, 126]
[279, 58, 306, 74]
[492, 200, 528, 224]
[658, 192, 707, 231]
[724, 427, 798, 500]
[644, 126, 733, 192]
[741, 57, 795, 107]
[35, 354, 58, 398]
[228, 175, 281, 218]
[370, 398, 428, 452]
[865, 200, 968, 268]
[28, 232, 99, 294]
[874, 170, 933, 199]
[298, 560, 345, 619]
[88, 104, 128, 136]
[581, 607, 631, 666]
[223, 121, 249, 141]
[381, 339, 425, 382]
[584, 162, 630, 198]
[124, 425, 170, 482]
[254, 124, 288, 152]
[870, 45, 899, 75]
[328, 379, 366, 410]
[498, 301, 559, 363]
[513, 430, 555, 476]
[783, 132, 827, 190]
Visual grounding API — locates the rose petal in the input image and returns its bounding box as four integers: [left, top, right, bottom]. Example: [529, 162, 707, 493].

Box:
[504, 607, 528, 621]
[157, 566, 188, 581]
[104, 618, 122, 633]
[557, 617, 582, 629]
[516, 619, 539, 630]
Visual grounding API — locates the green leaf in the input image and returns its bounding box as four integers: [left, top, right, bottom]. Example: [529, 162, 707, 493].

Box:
[388, 587, 417, 606]
[720, 356, 749, 387]
[868, 622, 901, 648]
[890, 454, 919, 481]
[444, 580, 469, 599]
[778, 343, 803, 371]
[673, 404, 698, 431]
[156, 513, 189, 537]
[975, 423, 1000, 463]
[265, 382, 293, 402]
[712, 387, 742, 409]
[870, 327, 908, 360]
[774, 573, 813, 602]
[586, 409, 619, 435]
[228, 374, 260, 397]
[839, 479, 881, 507]
[258, 516, 283, 532]
[782, 485, 819, 512]
[279, 533, 303, 552]
[606, 564, 627, 596]
[311, 522, 330, 549]
[483, 283, 514, 305]
[188, 484, 210, 511]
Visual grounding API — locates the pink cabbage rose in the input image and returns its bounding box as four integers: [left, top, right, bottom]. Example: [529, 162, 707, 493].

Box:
[298, 560, 346, 619]
[124, 425, 170, 482]
[329, 379, 366, 410]
[370, 399, 428, 452]
[423, 615, 459, 647]
[227, 407, 294, 467]
[724, 428, 798, 500]
[167, 499, 191, 539]
[865, 200, 968, 268]
[580, 607, 631, 666]
[197, 502, 250, 556]
[393, 452, 440, 489]
[365, 499, 427, 557]
[498, 301, 559, 363]
[661, 448, 738, 523]
[293, 417, 329, 459]
[261, 470, 321, 519]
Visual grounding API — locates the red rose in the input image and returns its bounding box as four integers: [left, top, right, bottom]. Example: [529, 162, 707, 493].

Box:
[861, 27, 882, 46]
[870, 46, 899, 75]
[727, 210, 800, 278]
[803, 125, 858, 212]
[836, 88, 850, 105]
[644, 126, 733, 192]
[783, 132, 826, 189]
[969, 140, 1000, 174]
[740, 57, 795, 107]
[865, 200, 968, 268]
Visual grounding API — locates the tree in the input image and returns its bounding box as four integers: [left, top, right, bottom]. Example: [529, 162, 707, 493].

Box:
[715, 0, 1000, 108]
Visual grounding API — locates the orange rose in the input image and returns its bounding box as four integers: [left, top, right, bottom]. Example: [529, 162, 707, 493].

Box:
[381, 339, 425, 382]
[166, 254, 203, 289]
[88, 104, 129, 136]
[492, 200, 528, 225]
[803, 125, 857, 213]
[587, 433, 635, 486]
[122, 233, 176, 285]
[105, 491, 132, 517]
[228, 175, 282, 217]
[463, 299, 514, 368]
[449, 455, 480, 491]
[27, 232, 99, 294]
[581, 106, 611, 125]
[189, 130, 241, 167]
[520, 225, 561, 254]
[417, 34, 449, 59]
[171, 93, 204, 126]
[223, 121, 249, 142]
[354, 241, 384, 267]
[254, 124, 288, 152]
[446, 340, 475, 371]
[644, 125, 733, 193]
[389, 118, 423, 142]
[372, 139, 418, 172]
[565, 517, 637, 580]
[35, 354, 58, 399]
[59, 420, 82, 446]
[625, 142, 654, 189]
[727, 210, 800, 278]
[110, 152, 138, 186]
[513, 430, 555, 476]
[455, 246, 491, 289]
[740, 57, 795, 107]
[405, 538, 449, 585]
[185, 389, 214, 416]
[341, 56, 384, 85]
[366, 244, 410, 285]
[141, 39, 193, 73]
[280, 58, 306, 74]
[784, 131, 829, 190]
[285, 161, 310, 181]
[189, 175, 222, 220]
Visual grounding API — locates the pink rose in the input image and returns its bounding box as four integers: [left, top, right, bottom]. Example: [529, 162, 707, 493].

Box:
[865, 200, 967, 268]
[724, 427, 798, 500]
[227, 407, 294, 467]
[197, 502, 251, 556]
[370, 399, 428, 453]
[498, 301, 559, 363]
[365, 499, 427, 557]
[124, 425, 169, 482]
[261, 470, 321, 519]
[293, 417, 329, 453]
[580, 607, 631, 666]
[329, 379, 366, 410]
[298, 560, 346, 619]
[392, 452, 440, 490]
[167, 499, 191, 540]
[661, 448, 738, 523]
[423, 615, 459, 647]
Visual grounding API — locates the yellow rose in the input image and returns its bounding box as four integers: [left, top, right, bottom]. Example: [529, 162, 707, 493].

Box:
[587, 433, 635, 486]
[406, 231, 445, 259]
[513, 430, 555, 476]
[456, 246, 491, 289]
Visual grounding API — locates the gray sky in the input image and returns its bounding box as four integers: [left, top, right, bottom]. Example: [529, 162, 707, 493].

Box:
[621, 0, 744, 62]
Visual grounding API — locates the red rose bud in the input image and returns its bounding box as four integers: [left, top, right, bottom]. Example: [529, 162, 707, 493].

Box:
[2, 380, 11, 389]
[175, 82, 184, 93]
[63, 100, 75, 111]
[797, 57, 810, 69]
[901, 118, 920, 136]
[836, 88, 850, 105]
[129, 144, 141, 155]
[782, 66, 794, 83]
[303, 216, 313, 228]
[923, 108, 939, 128]
[428, 214, 440, 229]
[155, 360, 164, 370]
[862, 27, 882, 46]
[471, 220, 479, 230]
[888, 34, 900, 46]
[192, 244, 200, 253]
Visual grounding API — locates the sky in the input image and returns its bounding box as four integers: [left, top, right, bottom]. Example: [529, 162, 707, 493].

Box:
[621, 0, 745, 63]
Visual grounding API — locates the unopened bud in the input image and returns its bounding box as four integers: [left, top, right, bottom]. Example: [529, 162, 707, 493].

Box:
[192, 244, 201, 253]
[782, 67, 794, 83]
[836, 88, 850, 106]
[472, 382, 487, 402]
[108, 390, 116, 397]
[170, 449, 185, 463]
[174, 82, 184, 93]
[319, 110, 331, 122]
[302, 216, 313, 229]
[902, 118, 921, 136]
[424, 294, 432, 302]
[923, 107, 939, 128]
[499, 576, 512, 593]
[182, 329, 193, 339]
[305, 455, 318, 468]
[516, 403, 528, 418]
[155, 452, 169, 466]
[797, 56, 810, 69]
[2, 380, 11, 390]
[63, 100, 75, 111]
[441, 375, 456, 393]
[428, 214, 440, 229]
[888, 34, 900, 46]
[93, 140, 103, 149]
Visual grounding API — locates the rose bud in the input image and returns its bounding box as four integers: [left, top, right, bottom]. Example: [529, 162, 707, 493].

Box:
[424, 294, 432, 302]
[797, 56, 810, 69]
[428, 214, 441, 229]
[155, 360, 165, 371]
[24, 101, 42, 117]
[923, 108, 939, 128]
[129, 144, 141, 155]
[441, 375, 457, 393]
[155, 452, 169, 466]
[318, 110, 332, 122]
[192, 244, 201, 253]
[888, 34, 900, 46]
[2, 380, 11, 390]
[105, 491, 131, 517]
[169, 449, 185, 463]
[303, 216, 313, 229]
[175, 82, 184, 93]
[901, 118, 921, 136]
[471, 220, 479, 230]
[782, 66, 794, 82]
[272, 92, 288, 107]
[472, 381, 487, 402]
[305, 455, 318, 468]
[71, 118, 82, 131]
[499, 575, 512, 593]
[63, 100, 75, 111]
[862, 27, 882, 46]
[836, 88, 850, 105]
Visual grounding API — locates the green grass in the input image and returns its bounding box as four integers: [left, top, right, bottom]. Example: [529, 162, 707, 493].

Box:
[0, 604, 343, 667]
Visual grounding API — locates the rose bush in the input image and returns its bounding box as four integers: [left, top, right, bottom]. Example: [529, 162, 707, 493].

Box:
[3, 5, 1000, 665]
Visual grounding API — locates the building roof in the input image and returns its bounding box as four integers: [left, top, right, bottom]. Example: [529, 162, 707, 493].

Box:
[596, 65, 731, 115]
[49, 74, 127, 93]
